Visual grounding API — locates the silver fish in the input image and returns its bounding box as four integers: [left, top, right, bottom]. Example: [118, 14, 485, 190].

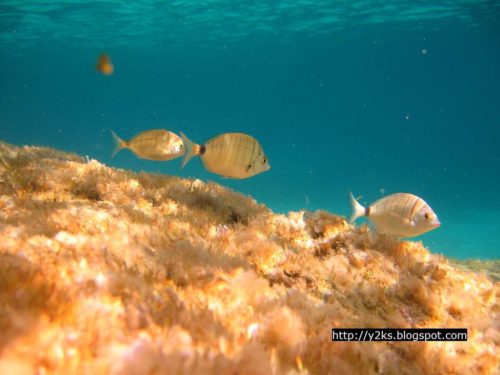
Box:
[111, 129, 184, 161]
[349, 192, 441, 237]
[180, 131, 270, 179]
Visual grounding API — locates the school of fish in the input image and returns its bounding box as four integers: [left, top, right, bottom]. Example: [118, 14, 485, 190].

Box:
[105, 54, 440, 238]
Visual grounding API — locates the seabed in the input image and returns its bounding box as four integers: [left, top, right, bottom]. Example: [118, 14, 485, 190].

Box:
[0, 141, 498, 374]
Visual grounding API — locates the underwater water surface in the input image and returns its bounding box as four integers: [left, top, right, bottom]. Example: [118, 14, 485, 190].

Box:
[1, 0, 499, 259]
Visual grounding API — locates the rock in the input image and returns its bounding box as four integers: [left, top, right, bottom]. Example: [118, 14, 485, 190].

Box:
[0, 141, 498, 374]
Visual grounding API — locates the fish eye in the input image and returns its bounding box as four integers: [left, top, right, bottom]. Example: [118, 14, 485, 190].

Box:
[179, 144, 184, 149]
[262, 157, 267, 164]
[424, 212, 431, 220]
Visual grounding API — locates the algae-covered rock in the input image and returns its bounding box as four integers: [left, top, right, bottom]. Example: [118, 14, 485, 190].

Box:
[0, 141, 498, 375]
[453, 258, 500, 282]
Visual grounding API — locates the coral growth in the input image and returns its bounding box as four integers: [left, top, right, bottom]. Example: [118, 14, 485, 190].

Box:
[0, 141, 498, 375]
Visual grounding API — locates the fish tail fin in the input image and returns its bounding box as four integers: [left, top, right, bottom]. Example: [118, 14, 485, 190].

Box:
[179, 131, 200, 168]
[110, 130, 127, 157]
[349, 191, 366, 223]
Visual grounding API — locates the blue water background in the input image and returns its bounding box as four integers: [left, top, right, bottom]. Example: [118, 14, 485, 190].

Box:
[1, 1, 499, 259]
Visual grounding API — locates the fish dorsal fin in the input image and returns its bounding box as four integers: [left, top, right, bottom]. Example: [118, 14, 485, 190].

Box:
[204, 132, 253, 145]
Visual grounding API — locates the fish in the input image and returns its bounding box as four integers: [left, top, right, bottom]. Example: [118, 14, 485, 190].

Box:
[349, 191, 440, 237]
[180, 131, 270, 179]
[96, 53, 114, 76]
[111, 129, 184, 161]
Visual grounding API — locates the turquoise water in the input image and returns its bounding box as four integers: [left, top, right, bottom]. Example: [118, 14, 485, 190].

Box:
[1, 1, 499, 259]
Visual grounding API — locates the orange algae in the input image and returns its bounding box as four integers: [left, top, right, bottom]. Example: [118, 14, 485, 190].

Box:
[0, 140, 498, 375]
